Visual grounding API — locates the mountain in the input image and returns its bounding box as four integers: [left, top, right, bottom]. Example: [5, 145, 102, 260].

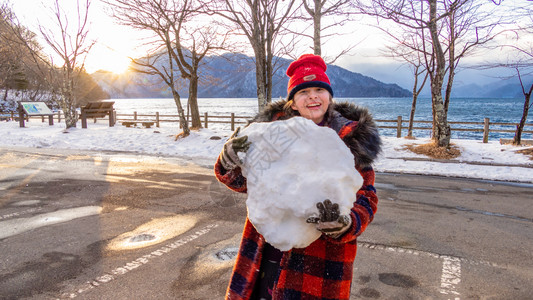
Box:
[450, 79, 531, 98]
[346, 62, 530, 99]
[91, 53, 411, 99]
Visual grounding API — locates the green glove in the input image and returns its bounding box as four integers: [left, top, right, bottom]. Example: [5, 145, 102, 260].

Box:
[220, 127, 252, 170]
[307, 199, 352, 238]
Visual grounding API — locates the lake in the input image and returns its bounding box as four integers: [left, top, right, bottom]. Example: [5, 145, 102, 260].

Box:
[109, 97, 532, 140]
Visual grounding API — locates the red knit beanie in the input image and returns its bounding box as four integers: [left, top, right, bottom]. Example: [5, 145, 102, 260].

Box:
[286, 54, 333, 100]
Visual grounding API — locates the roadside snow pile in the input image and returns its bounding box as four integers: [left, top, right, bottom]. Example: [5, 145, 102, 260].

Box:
[240, 117, 363, 251]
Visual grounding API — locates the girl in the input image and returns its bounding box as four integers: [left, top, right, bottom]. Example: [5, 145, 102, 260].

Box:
[215, 54, 381, 300]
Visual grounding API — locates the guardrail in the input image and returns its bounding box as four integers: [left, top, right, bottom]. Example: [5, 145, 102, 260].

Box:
[3, 111, 532, 143]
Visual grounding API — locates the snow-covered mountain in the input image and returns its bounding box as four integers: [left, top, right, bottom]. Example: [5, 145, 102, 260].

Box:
[91, 53, 411, 99]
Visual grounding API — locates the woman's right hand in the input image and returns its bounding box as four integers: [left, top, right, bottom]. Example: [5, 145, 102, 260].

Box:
[220, 127, 252, 170]
[306, 199, 352, 239]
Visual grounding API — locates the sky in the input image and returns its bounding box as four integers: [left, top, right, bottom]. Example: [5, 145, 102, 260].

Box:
[8, 0, 404, 74]
[10, 0, 148, 74]
[1, 120, 532, 184]
[7, 0, 530, 90]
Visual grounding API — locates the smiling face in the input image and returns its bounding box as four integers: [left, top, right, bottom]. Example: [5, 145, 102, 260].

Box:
[290, 87, 331, 124]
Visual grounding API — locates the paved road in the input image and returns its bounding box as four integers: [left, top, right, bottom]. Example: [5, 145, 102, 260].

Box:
[0, 146, 532, 299]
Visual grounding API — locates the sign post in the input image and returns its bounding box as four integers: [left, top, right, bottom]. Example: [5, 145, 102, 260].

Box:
[18, 102, 54, 127]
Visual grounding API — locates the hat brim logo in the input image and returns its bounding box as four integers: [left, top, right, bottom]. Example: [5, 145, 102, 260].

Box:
[303, 74, 316, 82]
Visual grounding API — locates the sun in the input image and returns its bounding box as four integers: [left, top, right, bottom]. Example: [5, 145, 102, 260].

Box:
[86, 46, 132, 74]
[102, 55, 132, 74]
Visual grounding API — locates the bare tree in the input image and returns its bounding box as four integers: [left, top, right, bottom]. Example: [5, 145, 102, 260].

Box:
[107, 0, 228, 134]
[300, 0, 356, 63]
[514, 68, 533, 145]
[208, 0, 297, 111]
[384, 35, 429, 138]
[34, 0, 95, 128]
[407, 64, 429, 138]
[1, 0, 94, 126]
[106, 0, 189, 136]
[354, 0, 503, 148]
[380, 27, 429, 138]
[505, 6, 533, 145]
[166, 6, 230, 129]
[2, 0, 105, 117]
[512, 5, 533, 146]
[476, 3, 532, 145]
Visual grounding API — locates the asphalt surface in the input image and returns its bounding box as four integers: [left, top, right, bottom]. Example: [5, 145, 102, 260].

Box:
[0, 146, 532, 299]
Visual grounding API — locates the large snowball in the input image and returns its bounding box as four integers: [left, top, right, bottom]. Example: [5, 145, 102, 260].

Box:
[240, 117, 363, 251]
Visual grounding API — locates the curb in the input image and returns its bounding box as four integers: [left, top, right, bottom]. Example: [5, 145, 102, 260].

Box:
[383, 157, 533, 169]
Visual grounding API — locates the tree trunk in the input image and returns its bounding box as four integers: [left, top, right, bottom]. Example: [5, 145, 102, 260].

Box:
[444, 10, 456, 114]
[431, 90, 451, 147]
[60, 94, 78, 129]
[61, 78, 78, 128]
[248, 2, 267, 112]
[188, 73, 201, 129]
[265, 43, 273, 106]
[429, 69, 451, 146]
[444, 69, 455, 114]
[408, 66, 428, 137]
[254, 53, 268, 111]
[313, 0, 322, 56]
[513, 84, 532, 145]
[428, 0, 451, 148]
[65, 106, 77, 128]
[172, 89, 190, 137]
[408, 91, 418, 137]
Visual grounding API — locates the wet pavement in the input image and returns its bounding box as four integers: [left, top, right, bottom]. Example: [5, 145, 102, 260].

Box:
[0, 146, 532, 299]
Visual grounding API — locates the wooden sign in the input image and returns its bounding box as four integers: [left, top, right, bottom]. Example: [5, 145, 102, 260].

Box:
[20, 102, 53, 116]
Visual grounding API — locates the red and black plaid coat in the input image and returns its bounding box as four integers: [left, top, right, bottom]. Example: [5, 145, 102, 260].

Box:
[215, 101, 381, 300]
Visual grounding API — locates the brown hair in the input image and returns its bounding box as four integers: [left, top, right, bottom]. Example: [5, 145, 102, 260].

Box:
[283, 100, 295, 113]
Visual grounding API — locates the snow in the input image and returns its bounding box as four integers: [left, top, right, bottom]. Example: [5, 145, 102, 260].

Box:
[0, 119, 532, 184]
[106, 214, 198, 251]
[0, 206, 102, 239]
[239, 117, 364, 250]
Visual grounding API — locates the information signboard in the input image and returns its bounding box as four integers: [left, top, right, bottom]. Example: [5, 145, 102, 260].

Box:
[20, 102, 53, 116]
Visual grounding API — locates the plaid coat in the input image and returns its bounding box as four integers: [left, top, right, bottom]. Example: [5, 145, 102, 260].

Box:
[215, 100, 381, 300]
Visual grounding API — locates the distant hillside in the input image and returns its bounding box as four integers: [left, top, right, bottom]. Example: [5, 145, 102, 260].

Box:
[91, 53, 411, 99]
[450, 77, 532, 98]
[345, 62, 530, 99]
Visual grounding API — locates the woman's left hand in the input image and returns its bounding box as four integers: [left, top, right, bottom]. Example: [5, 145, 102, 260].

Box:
[220, 127, 252, 170]
[306, 199, 352, 238]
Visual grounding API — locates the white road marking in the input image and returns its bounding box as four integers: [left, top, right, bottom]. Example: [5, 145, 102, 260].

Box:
[358, 241, 492, 299]
[359, 241, 499, 267]
[59, 224, 219, 299]
[440, 256, 462, 297]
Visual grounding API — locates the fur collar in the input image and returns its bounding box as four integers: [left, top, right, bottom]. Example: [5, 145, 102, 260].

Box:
[248, 100, 382, 167]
